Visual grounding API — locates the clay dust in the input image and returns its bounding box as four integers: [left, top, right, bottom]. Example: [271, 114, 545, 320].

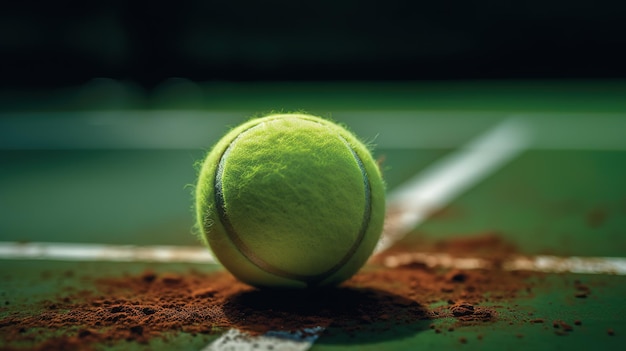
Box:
[0, 233, 540, 350]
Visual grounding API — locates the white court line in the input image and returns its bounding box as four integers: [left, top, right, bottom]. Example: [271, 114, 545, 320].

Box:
[383, 252, 626, 275]
[203, 328, 324, 351]
[1, 242, 625, 275]
[375, 116, 531, 253]
[0, 242, 216, 264]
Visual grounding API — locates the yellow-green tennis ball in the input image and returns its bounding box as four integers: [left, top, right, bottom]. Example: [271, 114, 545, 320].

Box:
[195, 114, 385, 288]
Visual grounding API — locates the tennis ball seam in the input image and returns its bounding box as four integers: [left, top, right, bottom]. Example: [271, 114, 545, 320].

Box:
[213, 117, 373, 286]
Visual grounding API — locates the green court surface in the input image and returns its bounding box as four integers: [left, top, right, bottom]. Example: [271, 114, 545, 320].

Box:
[1, 81, 625, 350]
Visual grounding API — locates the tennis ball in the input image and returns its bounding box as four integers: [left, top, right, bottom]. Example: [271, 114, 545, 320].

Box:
[195, 113, 385, 288]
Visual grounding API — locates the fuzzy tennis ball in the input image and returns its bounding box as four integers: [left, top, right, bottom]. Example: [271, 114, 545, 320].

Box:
[195, 113, 385, 288]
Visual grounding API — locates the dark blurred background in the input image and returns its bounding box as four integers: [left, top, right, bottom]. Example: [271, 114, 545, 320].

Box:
[1, 0, 625, 90]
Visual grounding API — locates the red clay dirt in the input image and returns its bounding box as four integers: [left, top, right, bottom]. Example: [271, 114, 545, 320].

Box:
[0, 233, 541, 350]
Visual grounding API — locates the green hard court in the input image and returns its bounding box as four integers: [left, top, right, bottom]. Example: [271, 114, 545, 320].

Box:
[1, 80, 626, 350]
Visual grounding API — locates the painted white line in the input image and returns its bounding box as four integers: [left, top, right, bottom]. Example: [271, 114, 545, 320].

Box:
[384, 252, 490, 270]
[505, 255, 626, 275]
[0, 242, 217, 264]
[383, 252, 626, 275]
[3, 243, 624, 275]
[202, 327, 324, 351]
[375, 117, 531, 254]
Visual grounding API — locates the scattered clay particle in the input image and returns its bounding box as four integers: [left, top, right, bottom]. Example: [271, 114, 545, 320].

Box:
[574, 320, 582, 326]
[160, 274, 182, 285]
[129, 326, 143, 336]
[608, 329, 615, 336]
[445, 270, 468, 283]
[574, 281, 591, 298]
[552, 320, 574, 332]
[454, 308, 495, 324]
[140, 271, 156, 283]
[559, 321, 573, 332]
[516, 333, 524, 338]
[78, 329, 94, 338]
[530, 318, 545, 324]
[192, 288, 217, 299]
[450, 303, 475, 317]
[459, 336, 468, 344]
[441, 285, 455, 293]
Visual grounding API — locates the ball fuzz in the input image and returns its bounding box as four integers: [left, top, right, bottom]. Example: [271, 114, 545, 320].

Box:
[195, 114, 385, 288]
